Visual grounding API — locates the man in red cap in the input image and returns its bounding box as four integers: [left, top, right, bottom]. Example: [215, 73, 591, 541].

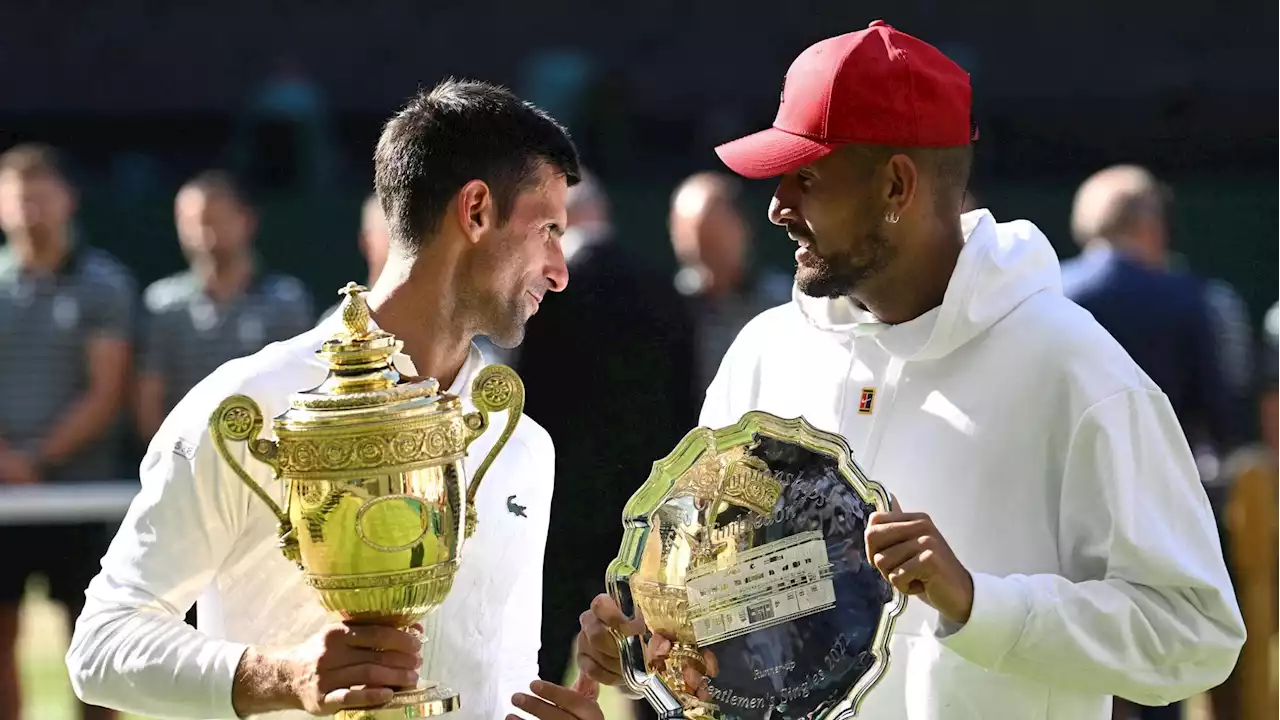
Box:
[515, 22, 1244, 720]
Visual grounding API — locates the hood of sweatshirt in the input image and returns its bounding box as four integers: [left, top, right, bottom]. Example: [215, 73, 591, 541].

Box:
[792, 209, 1062, 361]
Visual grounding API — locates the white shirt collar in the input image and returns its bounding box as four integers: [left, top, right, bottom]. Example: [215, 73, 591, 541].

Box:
[446, 342, 484, 401]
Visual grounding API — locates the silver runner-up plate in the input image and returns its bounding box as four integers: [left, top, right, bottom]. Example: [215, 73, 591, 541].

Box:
[607, 411, 906, 719]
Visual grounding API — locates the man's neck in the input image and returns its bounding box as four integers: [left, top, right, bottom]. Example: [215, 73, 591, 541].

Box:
[194, 253, 255, 302]
[12, 229, 71, 275]
[364, 255, 472, 390]
[853, 226, 963, 326]
[1091, 236, 1164, 270]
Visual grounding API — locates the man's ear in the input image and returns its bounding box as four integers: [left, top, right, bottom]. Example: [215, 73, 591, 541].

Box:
[884, 154, 919, 217]
[455, 180, 495, 244]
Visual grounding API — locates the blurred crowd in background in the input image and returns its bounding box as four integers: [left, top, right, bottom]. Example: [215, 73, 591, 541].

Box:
[0, 2, 1275, 719]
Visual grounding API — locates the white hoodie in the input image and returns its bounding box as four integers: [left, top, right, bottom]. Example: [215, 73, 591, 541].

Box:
[699, 210, 1245, 720]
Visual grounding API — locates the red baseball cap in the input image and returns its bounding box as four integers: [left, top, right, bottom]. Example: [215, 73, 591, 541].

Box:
[716, 20, 975, 180]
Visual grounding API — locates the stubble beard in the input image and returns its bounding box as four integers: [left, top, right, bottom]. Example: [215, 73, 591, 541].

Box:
[482, 291, 531, 349]
[796, 224, 894, 299]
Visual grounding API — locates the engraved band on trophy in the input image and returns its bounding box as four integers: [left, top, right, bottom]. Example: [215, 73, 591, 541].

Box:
[607, 412, 906, 720]
[209, 282, 524, 720]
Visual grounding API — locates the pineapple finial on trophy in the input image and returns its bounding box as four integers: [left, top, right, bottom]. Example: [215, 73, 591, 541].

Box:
[337, 282, 373, 340]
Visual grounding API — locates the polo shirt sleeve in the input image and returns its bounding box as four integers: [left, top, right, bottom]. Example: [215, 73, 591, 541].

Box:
[84, 262, 137, 343]
[66, 428, 252, 718]
[140, 284, 176, 378]
[266, 276, 316, 339]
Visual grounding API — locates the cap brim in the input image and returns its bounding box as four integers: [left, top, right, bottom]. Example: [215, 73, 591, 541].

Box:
[714, 127, 838, 180]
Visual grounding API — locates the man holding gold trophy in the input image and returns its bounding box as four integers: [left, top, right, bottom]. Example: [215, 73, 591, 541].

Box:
[556, 21, 1247, 720]
[65, 79, 580, 720]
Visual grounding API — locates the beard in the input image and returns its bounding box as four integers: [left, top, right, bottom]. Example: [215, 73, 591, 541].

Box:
[478, 291, 530, 349]
[795, 222, 894, 299]
[460, 225, 536, 350]
[486, 309, 527, 349]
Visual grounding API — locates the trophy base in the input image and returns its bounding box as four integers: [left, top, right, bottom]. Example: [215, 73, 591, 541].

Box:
[336, 683, 460, 719]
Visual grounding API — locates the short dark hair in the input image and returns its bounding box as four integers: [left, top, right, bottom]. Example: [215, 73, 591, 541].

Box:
[843, 144, 973, 216]
[374, 78, 581, 251]
[0, 143, 68, 181]
[179, 169, 253, 208]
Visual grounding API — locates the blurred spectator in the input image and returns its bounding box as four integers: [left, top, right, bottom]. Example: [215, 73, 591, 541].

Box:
[319, 193, 390, 321]
[513, 170, 698, 690]
[0, 143, 133, 720]
[1165, 244, 1259, 452]
[1200, 277, 1258, 437]
[134, 171, 313, 441]
[669, 171, 792, 395]
[1259, 299, 1280, 456]
[1062, 164, 1237, 454]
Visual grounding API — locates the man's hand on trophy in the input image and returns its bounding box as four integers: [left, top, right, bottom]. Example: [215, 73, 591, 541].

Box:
[574, 594, 647, 685]
[234, 622, 423, 717]
[508, 679, 605, 720]
[576, 595, 718, 700]
[865, 496, 975, 626]
[645, 634, 720, 701]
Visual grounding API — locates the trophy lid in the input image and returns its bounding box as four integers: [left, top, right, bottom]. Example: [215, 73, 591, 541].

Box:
[278, 282, 451, 427]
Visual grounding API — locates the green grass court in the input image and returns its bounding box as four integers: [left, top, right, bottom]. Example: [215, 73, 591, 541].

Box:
[18, 582, 1210, 720]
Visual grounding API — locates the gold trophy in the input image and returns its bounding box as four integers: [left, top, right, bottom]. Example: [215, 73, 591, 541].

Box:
[209, 282, 523, 719]
[607, 412, 906, 719]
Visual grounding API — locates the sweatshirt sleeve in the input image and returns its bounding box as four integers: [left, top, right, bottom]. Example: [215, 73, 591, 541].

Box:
[65, 433, 252, 719]
[698, 336, 751, 430]
[935, 388, 1246, 706]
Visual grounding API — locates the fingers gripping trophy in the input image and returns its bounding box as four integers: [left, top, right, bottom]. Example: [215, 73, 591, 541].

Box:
[209, 282, 524, 719]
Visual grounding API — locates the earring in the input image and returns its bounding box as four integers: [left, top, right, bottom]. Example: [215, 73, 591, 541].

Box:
[885, 211, 900, 224]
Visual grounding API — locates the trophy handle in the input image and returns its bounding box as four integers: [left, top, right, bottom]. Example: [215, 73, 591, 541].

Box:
[461, 365, 525, 538]
[209, 395, 301, 565]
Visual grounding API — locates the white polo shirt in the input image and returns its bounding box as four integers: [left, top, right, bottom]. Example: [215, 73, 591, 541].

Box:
[66, 314, 555, 719]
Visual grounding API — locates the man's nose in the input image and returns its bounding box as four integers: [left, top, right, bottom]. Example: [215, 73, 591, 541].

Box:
[545, 246, 569, 293]
[768, 177, 801, 227]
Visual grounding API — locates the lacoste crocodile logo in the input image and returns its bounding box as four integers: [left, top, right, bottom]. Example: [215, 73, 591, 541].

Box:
[506, 494, 527, 518]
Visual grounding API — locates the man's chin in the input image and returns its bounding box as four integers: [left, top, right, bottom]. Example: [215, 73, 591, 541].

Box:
[797, 286, 849, 300]
[795, 272, 853, 300]
[795, 268, 828, 297]
[484, 326, 525, 350]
